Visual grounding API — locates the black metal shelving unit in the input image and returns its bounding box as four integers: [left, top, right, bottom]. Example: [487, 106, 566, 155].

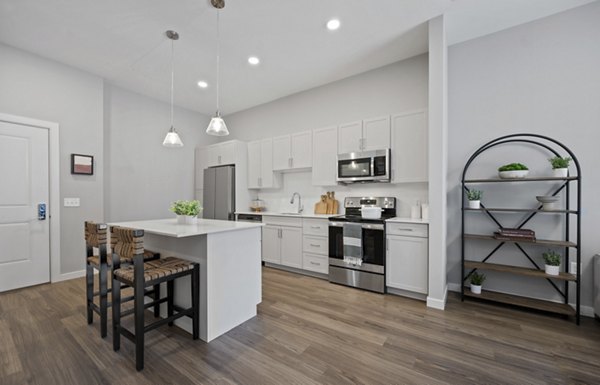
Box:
[461, 133, 581, 324]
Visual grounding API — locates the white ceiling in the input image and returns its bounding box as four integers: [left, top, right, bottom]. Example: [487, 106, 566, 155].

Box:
[0, 0, 595, 115]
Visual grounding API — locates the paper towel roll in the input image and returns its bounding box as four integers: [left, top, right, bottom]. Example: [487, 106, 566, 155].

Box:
[410, 205, 421, 219]
[421, 204, 429, 221]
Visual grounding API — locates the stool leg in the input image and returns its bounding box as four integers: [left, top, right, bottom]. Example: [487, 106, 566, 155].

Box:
[192, 265, 199, 340]
[112, 277, 121, 352]
[167, 280, 174, 327]
[134, 271, 145, 371]
[153, 284, 160, 317]
[86, 263, 94, 324]
[99, 262, 108, 338]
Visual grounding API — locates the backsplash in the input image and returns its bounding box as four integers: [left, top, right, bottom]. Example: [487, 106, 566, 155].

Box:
[252, 171, 428, 217]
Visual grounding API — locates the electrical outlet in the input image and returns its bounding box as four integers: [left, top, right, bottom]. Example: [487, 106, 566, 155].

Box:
[64, 197, 80, 207]
[570, 261, 578, 274]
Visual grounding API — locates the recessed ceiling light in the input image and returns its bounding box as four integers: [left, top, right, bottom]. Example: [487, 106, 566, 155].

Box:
[248, 56, 260, 65]
[326, 19, 341, 31]
[197, 80, 208, 88]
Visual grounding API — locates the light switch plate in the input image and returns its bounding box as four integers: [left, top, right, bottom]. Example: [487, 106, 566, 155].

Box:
[64, 197, 80, 207]
[570, 261, 578, 274]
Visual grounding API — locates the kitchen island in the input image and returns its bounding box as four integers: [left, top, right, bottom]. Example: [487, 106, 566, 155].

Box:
[108, 218, 263, 342]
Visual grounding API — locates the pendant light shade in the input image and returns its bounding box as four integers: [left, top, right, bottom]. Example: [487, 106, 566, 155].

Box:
[206, 1, 229, 136]
[163, 30, 183, 147]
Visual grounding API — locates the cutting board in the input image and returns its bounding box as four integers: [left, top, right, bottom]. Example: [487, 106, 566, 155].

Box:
[325, 192, 333, 214]
[314, 195, 328, 214]
[331, 192, 339, 214]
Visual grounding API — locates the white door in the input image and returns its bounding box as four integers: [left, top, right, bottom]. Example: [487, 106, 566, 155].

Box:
[391, 110, 428, 183]
[312, 126, 338, 186]
[272, 135, 291, 171]
[247, 140, 261, 189]
[338, 121, 362, 154]
[363, 116, 390, 151]
[261, 225, 281, 264]
[0, 121, 50, 292]
[290, 131, 312, 169]
[280, 226, 303, 269]
[386, 235, 428, 294]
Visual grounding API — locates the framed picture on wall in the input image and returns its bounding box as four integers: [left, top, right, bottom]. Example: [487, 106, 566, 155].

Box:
[71, 154, 94, 175]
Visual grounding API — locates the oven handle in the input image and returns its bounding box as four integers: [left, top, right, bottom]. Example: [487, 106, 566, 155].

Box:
[329, 222, 384, 231]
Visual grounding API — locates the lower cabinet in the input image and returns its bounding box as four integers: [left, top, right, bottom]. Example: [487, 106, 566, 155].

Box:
[386, 223, 428, 295]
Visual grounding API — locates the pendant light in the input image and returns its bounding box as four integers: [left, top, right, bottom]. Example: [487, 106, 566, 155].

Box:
[163, 30, 184, 147]
[206, 0, 229, 136]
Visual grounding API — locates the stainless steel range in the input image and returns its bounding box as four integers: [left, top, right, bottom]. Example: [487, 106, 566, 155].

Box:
[328, 197, 396, 293]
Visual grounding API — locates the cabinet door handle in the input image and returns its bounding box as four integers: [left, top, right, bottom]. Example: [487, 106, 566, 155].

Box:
[396, 228, 414, 232]
[258, 177, 262, 187]
[218, 155, 222, 164]
[310, 226, 320, 229]
[310, 261, 320, 266]
[310, 244, 321, 248]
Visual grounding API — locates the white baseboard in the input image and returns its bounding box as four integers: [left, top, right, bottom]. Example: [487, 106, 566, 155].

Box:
[426, 285, 448, 310]
[53, 269, 86, 283]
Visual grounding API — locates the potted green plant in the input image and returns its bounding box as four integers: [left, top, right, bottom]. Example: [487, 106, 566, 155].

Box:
[542, 250, 561, 276]
[498, 163, 529, 179]
[469, 271, 486, 294]
[548, 156, 572, 178]
[170, 200, 202, 224]
[466, 189, 483, 209]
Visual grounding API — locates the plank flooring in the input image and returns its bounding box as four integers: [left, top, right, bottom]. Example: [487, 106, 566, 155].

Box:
[1, 267, 600, 384]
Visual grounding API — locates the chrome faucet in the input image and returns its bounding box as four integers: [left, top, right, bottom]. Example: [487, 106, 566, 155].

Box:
[290, 192, 303, 213]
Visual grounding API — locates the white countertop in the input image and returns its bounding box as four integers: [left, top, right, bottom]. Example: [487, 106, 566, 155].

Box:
[385, 217, 429, 224]
[235, 211, 335, 219]
[108, 218, 264, 238]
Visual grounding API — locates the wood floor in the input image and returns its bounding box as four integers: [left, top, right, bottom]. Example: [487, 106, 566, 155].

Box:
[1, 267, 600, 385]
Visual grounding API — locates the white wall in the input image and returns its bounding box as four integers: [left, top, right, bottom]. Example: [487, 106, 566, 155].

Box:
[447, 2, 600, 309]
[103, 85, 215, 222]
[0, 43, 104, 275]
[223, 55, 429, 216]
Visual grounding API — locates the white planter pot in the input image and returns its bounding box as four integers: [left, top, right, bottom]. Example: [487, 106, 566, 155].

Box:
[470, 284, 482, 294]
[545, 264, 560, 276]
[177, 215, 197, 225]
[467, 200, 481, 209]
[552, 168, 568, 178]
[499, 170, 529, 179]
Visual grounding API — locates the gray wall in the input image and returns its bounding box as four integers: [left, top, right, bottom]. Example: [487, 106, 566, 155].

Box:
[222, 55, 430, 217]
[103, 84, 215, 222]
[447, 2, 600, 309]
[0, 43, 104, 274]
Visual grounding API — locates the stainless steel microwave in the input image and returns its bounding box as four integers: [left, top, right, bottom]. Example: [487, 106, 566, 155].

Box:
[336, 149, 390, 184]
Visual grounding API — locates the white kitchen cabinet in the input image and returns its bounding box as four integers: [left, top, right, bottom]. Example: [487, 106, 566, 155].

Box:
[262, 216, 303, 269]
[338, 116, 390, 154]
[338, 120, 363, 154]
[391, 110, 428, 183]
[247, 138, 278, 189]
[272, 131, 312, 171]
[386, 222, 428, 295]
[302, 218, 328, 274]
[363, 116, 391, 151]
[311, 126, 338, 186]
[281, 227, 303, 269]
[262, 225, 281, 264]
[195, 147, 208, 189]
[207, 141, 236, 167]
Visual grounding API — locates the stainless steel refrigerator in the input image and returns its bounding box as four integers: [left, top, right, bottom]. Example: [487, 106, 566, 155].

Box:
[203, 166, 235, 221]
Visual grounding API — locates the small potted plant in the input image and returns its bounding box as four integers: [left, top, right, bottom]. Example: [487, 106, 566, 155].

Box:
[170, 200, 202, 225]
[498, 163, 529, 179]
[470, 272, 486, 294]
[543, 250, 561, 276]
[466, 190, 483, 209]
[548, 156, 572, 178]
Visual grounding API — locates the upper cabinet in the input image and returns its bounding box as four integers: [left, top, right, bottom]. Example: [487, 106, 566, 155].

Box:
[312, 126, 338, 186]
[195, 147, 208, 190]
[272, 131, 312, 171]
[247, 138, 279, 189]
[338, 116, 390, 154]
[207, 141, 236, 167]
[391, 109, 428, 183]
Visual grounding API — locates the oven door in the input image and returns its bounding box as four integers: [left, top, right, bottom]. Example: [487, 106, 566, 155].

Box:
[329, 222, 385, 274]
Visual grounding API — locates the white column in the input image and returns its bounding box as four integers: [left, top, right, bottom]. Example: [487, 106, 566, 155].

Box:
[427, 15, 448, 310]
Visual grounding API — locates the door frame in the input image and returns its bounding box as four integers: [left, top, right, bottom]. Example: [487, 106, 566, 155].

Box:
[0, 113, 61, 283]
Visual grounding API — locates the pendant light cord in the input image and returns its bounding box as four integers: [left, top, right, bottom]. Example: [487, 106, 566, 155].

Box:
[216, 9, 220, 115]
[170, 38, 175, 129]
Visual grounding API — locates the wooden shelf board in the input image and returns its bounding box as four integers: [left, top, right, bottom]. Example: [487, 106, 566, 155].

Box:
[464, 233, 577, 248]
[464, 176, 578, 183]
[463, 207, 577, 214]
[464, 261, 577, 281]
[463, 288, 575, 316]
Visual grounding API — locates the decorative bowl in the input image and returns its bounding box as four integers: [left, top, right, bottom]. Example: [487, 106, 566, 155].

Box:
[498, 170, 529, 179]
[536, 195, 559, 211]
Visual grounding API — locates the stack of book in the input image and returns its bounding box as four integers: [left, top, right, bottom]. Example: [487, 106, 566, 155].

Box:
[493, 228, 536, 241]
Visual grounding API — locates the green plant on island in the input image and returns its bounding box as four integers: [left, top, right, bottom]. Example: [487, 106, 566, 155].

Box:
[467, 189, 483, 201]
[498, 163, 529, 172]
[542, 250, 561, 266]
[170, 200, 202, 216]
[548, 156, 572, 169]
[470, 271, 486, 285]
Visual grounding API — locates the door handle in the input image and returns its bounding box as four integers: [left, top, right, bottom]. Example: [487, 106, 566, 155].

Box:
[38, 203, 46, 220]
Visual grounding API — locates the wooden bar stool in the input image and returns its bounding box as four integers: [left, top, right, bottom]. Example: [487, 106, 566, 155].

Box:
[110, 226, 199, 371]
[84, 221, 160, 338]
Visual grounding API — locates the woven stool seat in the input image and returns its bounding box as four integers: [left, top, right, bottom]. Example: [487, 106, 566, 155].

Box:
[86, 249, 159, 266]
[114, 257, 194, 283]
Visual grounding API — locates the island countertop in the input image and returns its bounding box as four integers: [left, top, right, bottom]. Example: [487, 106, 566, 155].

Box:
[108, 218, 264, 238]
